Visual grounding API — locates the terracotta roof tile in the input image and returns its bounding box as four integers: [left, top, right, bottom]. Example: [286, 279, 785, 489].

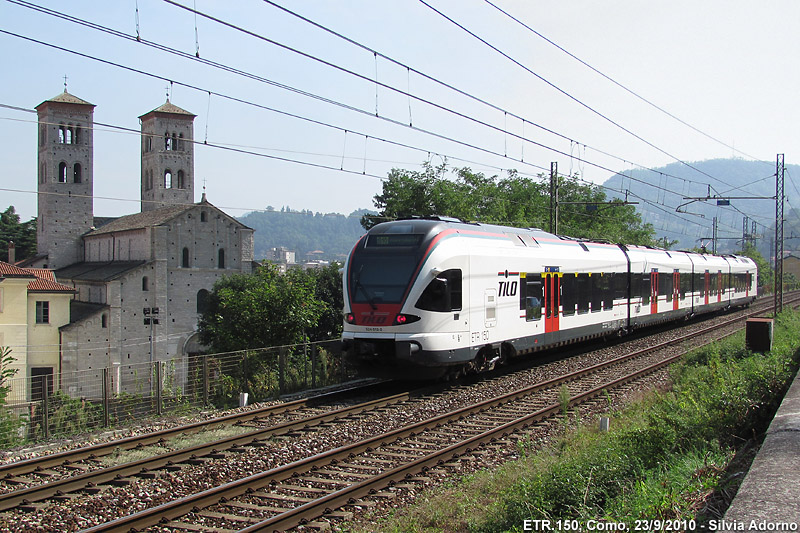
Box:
[27, 278, 74, 293]
[0, 261, 35, 278]
[27, 268, 55, 281]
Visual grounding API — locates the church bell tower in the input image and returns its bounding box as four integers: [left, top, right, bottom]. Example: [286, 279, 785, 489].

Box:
[35, 89, 95, 269]
[140, 100, 196, 212]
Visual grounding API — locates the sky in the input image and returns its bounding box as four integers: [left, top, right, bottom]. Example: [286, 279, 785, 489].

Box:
[1, 0, 799, 238]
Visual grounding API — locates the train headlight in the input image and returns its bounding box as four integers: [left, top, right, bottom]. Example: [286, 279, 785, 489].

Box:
[394, 313, 421, 325]
[345, 313, 356, 324]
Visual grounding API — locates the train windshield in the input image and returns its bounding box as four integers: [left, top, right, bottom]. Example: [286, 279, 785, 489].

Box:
[349, 253, 419, 304]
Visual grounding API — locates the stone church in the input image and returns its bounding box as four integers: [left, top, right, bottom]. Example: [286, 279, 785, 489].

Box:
[26, 89, 254, 395]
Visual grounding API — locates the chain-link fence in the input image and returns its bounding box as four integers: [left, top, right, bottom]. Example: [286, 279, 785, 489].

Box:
[0, 339, 351, 448]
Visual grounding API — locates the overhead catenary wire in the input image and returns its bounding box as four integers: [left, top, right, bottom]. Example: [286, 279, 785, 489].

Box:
[0, 4, 770, 238]
[417, 0, 757, 196]
[482, 0, 769, 167]
[2, 0, 757, 208]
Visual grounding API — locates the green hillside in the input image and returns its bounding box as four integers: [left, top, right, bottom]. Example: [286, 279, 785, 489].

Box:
[237, 207, 370, 262]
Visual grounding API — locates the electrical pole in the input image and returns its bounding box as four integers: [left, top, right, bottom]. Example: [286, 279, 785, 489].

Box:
[549, 162, 558, 234]
[775, 154, 785, 315]
[712, 217, 718, 254]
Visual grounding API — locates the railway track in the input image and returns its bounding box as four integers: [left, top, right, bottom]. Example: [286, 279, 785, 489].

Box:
[53, 296, 788, 533]
[0, 380, 426, 507]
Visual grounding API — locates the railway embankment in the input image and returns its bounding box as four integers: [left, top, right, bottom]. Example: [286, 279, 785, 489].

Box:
[353, 310, 800, 532]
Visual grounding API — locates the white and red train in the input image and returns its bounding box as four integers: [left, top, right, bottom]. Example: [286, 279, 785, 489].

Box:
[341, 217, 757, 379]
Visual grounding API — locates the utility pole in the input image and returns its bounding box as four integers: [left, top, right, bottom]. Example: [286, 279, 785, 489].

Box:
[775, 154, 785, 315]
[549, 162, 558, 234]
[712, 217, 718, 254]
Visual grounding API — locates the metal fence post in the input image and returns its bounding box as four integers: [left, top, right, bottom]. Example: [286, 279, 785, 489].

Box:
[202, 355, 209, 407]
[42, 380, 50, 440]
[103, 368, 110, 427]
[279, 347, 286, 395]
[155, 361, 163, 416]
[311, 343, 318, 389]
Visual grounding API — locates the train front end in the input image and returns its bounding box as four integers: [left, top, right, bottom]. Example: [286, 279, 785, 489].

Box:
[341, 219, 469, 379]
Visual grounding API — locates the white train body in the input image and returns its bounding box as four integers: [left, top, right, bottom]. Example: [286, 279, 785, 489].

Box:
[341, 218, 757, 378]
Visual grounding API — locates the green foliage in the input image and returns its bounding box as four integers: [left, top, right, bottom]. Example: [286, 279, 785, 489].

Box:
[0, 206, 36, 263]
[198, 263, 325, 353]
[0, 347, 25, 447]
[362, 162, 657, 245]
[30, 391, 104, 441]
[304, 263, 344, 341]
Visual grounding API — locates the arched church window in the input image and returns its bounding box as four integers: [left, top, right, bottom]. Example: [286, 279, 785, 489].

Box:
[102, 314, 108, 328]
[58, 162, 67, 183]
[73, 163, 82, 183]
[75, 126, 81, 145]
[218, 248, 225, 269]
[58, 125, 66, 144]
[182, 247, 190, 268]
[178, 133, 184, 151]
[165, 170, 173, 189]
[197, 289, 209, 314]
[165, 132, 172, 151]
[177, 170, 185, 189]
[142, 276, 149, 291]
[200, 211, 207, 222]
[65, 127, 73, 144]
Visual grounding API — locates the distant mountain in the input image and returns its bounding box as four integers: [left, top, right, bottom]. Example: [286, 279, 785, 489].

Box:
[237, 208, 371, 262]
[603, 158, 799, 256]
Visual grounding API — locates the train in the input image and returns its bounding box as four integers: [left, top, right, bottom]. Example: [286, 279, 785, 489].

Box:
[341, 217, 757, 379]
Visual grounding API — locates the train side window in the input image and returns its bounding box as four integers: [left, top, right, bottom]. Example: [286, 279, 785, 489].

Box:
[577, 273, 590, 314]
[523, 274, 542, 321]
[613, 272, 627, 301]
[680, 272, 690, 300]
[599, 273, 612, 310]
[562, 273, 577, 316]
[661, 272, 673, 302]
[592, 274, 606, 312]
[416, 269, 462, 312]
[694, 273, 705, 298]
[640, 273, 650, 306]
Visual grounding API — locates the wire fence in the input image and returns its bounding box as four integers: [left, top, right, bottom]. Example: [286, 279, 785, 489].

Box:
[0, 339, 352, 448]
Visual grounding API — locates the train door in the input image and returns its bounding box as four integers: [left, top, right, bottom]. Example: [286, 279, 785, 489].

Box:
[717, 270, 723, 302]
[673, 270, 680, 311]
[544, 269, 560, 333]
[704, 270, 710, 305]
[650, 269, 659, 314]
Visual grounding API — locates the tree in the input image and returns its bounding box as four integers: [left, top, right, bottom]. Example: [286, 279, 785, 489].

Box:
[305, 263, 344, 342]
[362, 163, 657, 246]
[0, 206, 36, 263]
[198, 264, 324, 353]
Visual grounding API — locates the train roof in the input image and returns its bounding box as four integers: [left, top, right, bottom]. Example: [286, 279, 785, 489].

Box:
[370, 217, 756, 265]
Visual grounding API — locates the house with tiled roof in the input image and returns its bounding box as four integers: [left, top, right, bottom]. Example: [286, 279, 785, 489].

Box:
[0, 261, 74, 401]
[26, 90, 254, 396]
